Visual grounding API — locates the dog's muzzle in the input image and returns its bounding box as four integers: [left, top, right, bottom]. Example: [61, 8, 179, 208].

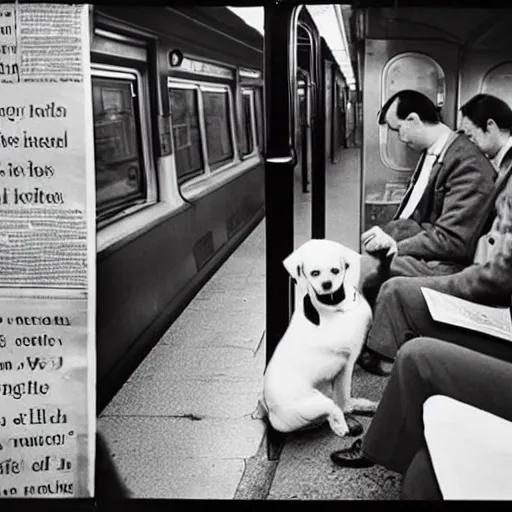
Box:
[315, 284, 345, 306]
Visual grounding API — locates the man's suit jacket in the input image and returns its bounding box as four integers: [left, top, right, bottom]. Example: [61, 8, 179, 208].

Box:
[393, 177, 512, 308]
[473, 145, 512, 265]
[418, 229, 512, 308]
[382, 132, 496, 269]
[479, 145, 512, 234]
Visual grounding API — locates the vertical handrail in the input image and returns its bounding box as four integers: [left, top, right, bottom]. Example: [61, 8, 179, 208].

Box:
[300, 71, 310, 193]
[296, 17, 325, 239]
[264, 4, 301, 462]
[311, 33, 326, 239]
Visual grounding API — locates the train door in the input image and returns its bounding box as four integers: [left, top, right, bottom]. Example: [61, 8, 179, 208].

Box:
[333, 77, 347, 158]
[361, 39, 458, 234]
[263, 4, 325, 461]
[345, 89, 357, 148]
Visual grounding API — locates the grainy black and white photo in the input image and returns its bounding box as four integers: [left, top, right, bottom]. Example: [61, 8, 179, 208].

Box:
[2, 1, 512, 503]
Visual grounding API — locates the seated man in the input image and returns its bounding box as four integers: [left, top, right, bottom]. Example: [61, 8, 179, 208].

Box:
[459, 93, 512, 263]
[361, 90, 496, 290]
[330, 337, 512, 500]
[359, 93, 512, 374]
[360, 160, 512, 374]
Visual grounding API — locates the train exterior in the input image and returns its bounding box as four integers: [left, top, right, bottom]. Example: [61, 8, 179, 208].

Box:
[91, 6, 265, 410]
[353, 7, 512, 231]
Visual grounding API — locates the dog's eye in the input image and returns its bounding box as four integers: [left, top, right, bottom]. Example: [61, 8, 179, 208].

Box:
[310, 270, 320, 277]
[331, 268, 340, 275]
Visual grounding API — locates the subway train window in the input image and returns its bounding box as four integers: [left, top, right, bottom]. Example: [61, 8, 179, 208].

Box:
[254, 88, 263, 150]
[481, 62, 512, 108]
[169, 86, 204, 183]
[240, 90, 255, 156]
[202, 87, 234, 167]
[92, 69, 147, 223]
[380, 52, 446, 172]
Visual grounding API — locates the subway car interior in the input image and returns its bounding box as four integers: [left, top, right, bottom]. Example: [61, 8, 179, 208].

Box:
[91, 4, 512, 499]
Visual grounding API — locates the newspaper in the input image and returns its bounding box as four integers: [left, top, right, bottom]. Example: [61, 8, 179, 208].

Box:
[0, 4, 95, 498]
[421, 287, 512, 342]
[424, 396, 512, 500]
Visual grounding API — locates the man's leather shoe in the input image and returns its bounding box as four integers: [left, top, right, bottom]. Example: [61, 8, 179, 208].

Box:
[330, 439, 375, 468]
[357, 349, 392, 377]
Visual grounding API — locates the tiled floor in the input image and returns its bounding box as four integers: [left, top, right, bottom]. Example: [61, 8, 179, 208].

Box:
[98, 219, 266, 499]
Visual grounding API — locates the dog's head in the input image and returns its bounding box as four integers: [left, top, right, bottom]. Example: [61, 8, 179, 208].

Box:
[283, 239, 362, 324]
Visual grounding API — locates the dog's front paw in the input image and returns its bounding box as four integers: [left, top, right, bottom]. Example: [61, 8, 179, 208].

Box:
[328, 414, 350, 437]
[345, 397, 379, 414]
[342, 402, 354, 414]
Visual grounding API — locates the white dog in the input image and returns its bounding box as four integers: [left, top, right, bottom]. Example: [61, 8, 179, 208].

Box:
[261, 239, 378, 437]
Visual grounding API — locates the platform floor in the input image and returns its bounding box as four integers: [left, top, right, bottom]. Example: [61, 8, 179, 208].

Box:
[98, 148, 402, 499]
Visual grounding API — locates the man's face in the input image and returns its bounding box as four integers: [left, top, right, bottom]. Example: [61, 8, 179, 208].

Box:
[460, 116, 496, 157]
[384, 98, 424, 151]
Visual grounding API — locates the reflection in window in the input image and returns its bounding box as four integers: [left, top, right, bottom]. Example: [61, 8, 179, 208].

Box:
[381, 53, 446, 171]
[92, 75, 146, 221]
[169, 88, 204, 183]
[482, 62, 512, 108]
[203, 90, 234, 167]
[240, 93, 254, 156]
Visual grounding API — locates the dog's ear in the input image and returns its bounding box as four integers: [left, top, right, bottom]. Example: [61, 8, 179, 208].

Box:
[303, 295, 320, 326]
[337, 247, 362, 292]
[283, 245, 305, 280]
[283, 245, 310, 296]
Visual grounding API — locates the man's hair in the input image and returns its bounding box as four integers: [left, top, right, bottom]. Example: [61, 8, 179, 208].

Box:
[460, 93, 512, 133]
[378, 89, 442, 125]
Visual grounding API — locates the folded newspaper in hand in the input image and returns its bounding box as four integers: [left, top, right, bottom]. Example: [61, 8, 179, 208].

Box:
[421, 287, 512, 342]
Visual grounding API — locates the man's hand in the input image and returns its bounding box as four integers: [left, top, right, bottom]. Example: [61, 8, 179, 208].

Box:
[361, 226, 398, 258]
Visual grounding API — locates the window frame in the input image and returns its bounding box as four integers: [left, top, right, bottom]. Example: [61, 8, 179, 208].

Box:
[168, 82, 206, 185]
[91, 63, 157, 229]
[379, 52, 446, 172]
[201, 83, 237, 169]
[480, 61, 512, 106]
[254, 86, 264, 152]
[168, 77, 239, 188]
[240, 88, 257, 159]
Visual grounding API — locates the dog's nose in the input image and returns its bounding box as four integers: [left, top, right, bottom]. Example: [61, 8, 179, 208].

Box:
[322, 281, 332, 291]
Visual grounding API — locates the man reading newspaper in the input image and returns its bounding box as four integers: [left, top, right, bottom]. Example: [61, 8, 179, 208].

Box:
[360, 178, 512, 372]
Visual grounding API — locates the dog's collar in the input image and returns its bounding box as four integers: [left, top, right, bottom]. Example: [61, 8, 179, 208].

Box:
[304, 287, 360, 326]
[315, 283, 346, 307]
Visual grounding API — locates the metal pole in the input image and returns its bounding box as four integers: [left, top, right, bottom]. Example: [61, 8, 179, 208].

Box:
[301, 76, 309, 193]
[264, 4, 299, 461]
[311, 36, 326, 239]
